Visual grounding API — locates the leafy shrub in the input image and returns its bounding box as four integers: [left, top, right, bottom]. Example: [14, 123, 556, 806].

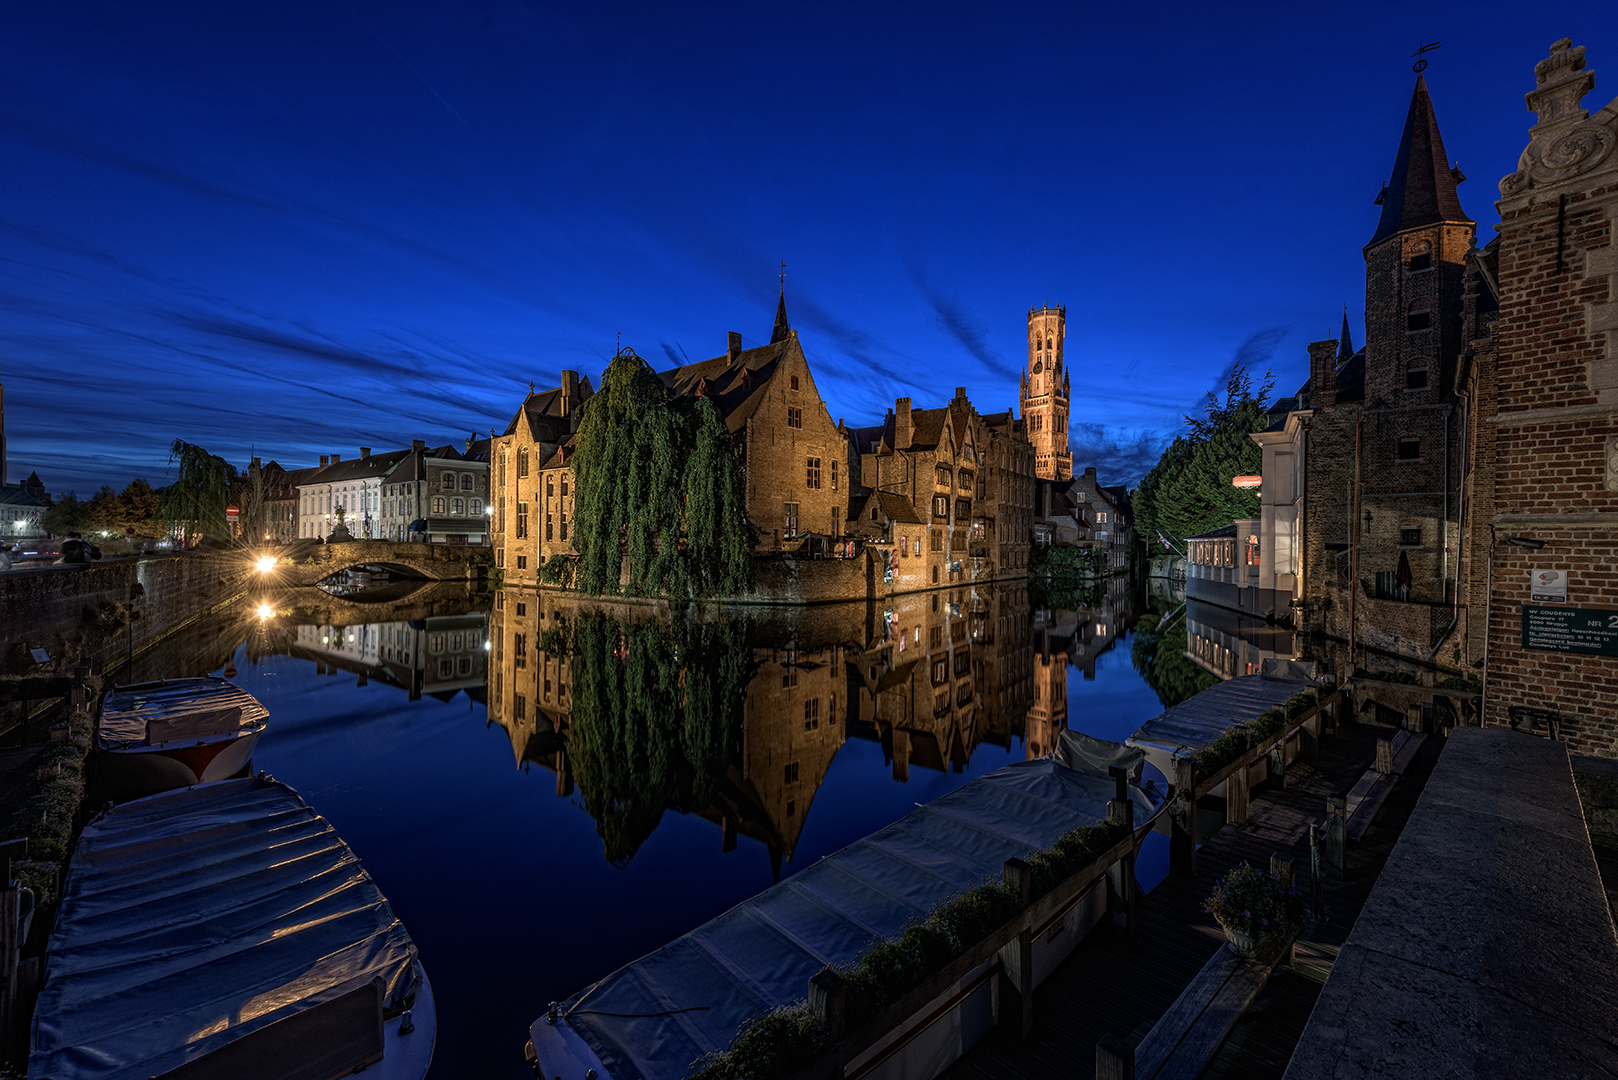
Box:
[1203, 862, 1303, 939]
[1185, 689, 1319, 778]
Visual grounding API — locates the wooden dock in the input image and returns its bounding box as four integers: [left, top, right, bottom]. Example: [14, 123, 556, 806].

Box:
[942, 719, 1440, 1080]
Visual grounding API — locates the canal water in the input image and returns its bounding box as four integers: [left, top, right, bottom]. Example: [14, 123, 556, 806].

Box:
[141, 576, 1183, 1078]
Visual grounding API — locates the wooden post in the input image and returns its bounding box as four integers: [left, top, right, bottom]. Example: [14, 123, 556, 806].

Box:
[0, 838, 23, 1066]
[1269, 853, 1295, 890]
[1171, 759, 1198, 877]
[1324, 794, 1348, 879]
[1300, 712, 1320, 760]
[808, 969, 846, 1044]
[1107, 797, 1137, 943]
[1096, 1031, 1136, 1080]
[1375, 738, 1393, 776]
[1268, 746, 1286, 791]
[999, 858, 1034, 1040]
[1226, 760, 1249, 826]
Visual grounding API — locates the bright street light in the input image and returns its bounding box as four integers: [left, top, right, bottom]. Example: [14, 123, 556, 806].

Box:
[256, 555, 277, 573]
[256, 603, 274, 620]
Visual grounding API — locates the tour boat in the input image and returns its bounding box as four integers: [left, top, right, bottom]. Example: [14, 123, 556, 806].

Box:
[94, 677, 268, 797]
[30, 776, 436, 1080]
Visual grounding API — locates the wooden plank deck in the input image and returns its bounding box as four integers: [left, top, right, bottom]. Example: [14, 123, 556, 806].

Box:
[942, 720, 1441, 1080]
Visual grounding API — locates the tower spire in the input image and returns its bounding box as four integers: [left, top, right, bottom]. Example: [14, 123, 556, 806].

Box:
[771, 261, 791, 344]
[1338, 306, 1355, 361]
[1366, 74, 1472, 249]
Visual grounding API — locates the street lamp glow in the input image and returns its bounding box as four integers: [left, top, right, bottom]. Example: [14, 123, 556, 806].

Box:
[256, 555, 277, 573]
[256, 603, 274, 620]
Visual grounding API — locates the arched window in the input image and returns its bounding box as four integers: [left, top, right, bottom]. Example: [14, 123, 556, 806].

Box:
[451, 498, 464, 515]
[470, 498, 482, 516]
[518, 449, 529, 478]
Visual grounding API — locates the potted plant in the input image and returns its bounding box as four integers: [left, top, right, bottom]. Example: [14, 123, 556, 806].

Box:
[1202, 863, 1302, 956]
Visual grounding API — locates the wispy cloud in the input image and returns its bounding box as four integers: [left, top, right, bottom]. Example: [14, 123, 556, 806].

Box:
[908, 266, 1018, 381]
[1070, 424, 1171, 489]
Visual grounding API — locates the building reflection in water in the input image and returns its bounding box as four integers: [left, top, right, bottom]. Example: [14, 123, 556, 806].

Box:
[488, 580, 1139, 872]
[1181, 598, 1299, 681]
[287, 615, 488, 703]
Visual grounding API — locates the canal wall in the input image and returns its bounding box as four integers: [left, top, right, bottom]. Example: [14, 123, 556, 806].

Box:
[0, 553, 251, 677]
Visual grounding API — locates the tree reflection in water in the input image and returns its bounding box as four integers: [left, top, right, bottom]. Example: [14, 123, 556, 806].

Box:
[563, 615, 753, 866]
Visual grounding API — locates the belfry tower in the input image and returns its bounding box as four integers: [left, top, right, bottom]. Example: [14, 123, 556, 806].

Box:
[1020, 304, 1071, 480]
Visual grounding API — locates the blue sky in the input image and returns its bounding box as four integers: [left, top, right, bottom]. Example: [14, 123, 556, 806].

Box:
[3, 2, 1615, 496]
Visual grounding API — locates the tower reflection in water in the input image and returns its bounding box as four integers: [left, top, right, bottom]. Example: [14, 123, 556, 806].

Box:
[487, 581, 1138, 872]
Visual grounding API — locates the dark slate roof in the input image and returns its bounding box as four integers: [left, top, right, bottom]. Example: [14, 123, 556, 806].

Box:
[307, 449, 414, 486]
[771, 290, 791, 344]
[1339, 309, 1356, 361]
[658, 337, 795, 434]
[1101, 485, 1132, 515]
[877, 490, 924, 525]
[1367, 75, 1472, 249]
[0, 485, 44, 508]
[502, 377, 595, 442]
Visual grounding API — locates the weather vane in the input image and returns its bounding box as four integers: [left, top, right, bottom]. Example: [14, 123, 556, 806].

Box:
[779, 259, 786, 286]
[1412, 40, 1441, 73]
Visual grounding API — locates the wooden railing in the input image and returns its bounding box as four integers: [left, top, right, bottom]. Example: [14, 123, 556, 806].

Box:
[787, 804, 1147, 1080]
[1169, 688, 1344, 877]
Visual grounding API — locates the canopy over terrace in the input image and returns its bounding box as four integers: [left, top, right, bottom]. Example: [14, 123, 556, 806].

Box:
[531, 735, 1160, 1080]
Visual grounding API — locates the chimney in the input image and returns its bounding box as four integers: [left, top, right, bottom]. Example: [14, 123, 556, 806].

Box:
[727, 332, 742, 361]
[319, 455, 329, 468]
[412, 439, 425, 452]
[954, 386, 967, 401]
[331, 453, 341, 464]
[1085, 466, 1097, 480]
[361, 447, 371, 460]
[1308, 339, 1338, 408]
[895, 398, 913, 450]
[250, 456, 261, 470]
[561, 369, 579, 415]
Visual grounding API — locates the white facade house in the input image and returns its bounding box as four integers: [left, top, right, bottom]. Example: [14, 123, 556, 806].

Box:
[0, 484, 45, 540]
[296, 448, 411, 540]
[381, 440, 489, 544]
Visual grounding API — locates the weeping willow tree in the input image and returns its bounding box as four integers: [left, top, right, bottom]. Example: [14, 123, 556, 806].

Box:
[563, 613, 753, 865]
[571, 349, 756, 598]
[684, 396, 757, 596]
[156, 440, 238, 542]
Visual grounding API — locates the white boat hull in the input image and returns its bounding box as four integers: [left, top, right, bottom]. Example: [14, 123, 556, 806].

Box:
[95, 730, 260, 798]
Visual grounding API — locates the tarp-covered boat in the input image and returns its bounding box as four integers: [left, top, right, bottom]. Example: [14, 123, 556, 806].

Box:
[30, 776, 435, 1080]
[1127, 670, 1319, 787]
[95, 677, 268, 796]
[529, 733, 1165, 1080]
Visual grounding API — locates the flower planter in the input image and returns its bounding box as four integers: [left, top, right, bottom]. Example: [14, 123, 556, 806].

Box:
[1222, 926, 1274, 957]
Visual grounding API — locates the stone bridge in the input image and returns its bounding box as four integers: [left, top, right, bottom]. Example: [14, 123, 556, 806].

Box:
[258, 541, 485, 588]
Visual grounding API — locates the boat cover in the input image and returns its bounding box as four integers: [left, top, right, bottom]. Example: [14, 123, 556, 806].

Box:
[98, 677, 269, 748]
[30, 777, 420, 1080]
[1127, 673, 1311, 763]
[543, 744, 1158, 1080]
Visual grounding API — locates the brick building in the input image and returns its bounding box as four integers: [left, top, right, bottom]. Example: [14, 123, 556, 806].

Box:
[1301, 72, 1476, 670]
[380, 439, 490, 545]
[1020, 304, 1072, 481]
[849, 386, 1034, 591]
[491, 371, 592, 582]
[1472, 39, 1618, 754]
[491, 296, 851, 584]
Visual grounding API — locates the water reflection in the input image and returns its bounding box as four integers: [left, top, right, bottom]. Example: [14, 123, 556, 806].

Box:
[484, 580, 1161, 872]
[108, 581, 1169, 1079]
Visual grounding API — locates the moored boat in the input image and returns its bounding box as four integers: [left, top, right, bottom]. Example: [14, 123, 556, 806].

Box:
[30, 775, 435, 1080]
[94, 677, 267, 797]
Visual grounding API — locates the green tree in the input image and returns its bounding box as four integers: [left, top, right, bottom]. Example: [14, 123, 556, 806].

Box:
[1130, 612, 1219, 708]
[1134, 366, 1273, 555]
[41, 492, 88, 537]
[117, 478, 160, 537]
[156, 440, 238, 543]
[572, 349, 756, 598]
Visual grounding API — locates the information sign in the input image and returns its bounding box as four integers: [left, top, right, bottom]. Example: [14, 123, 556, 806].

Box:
[1530, 568, 1567, 603]
[1522, 606, 1618, 657]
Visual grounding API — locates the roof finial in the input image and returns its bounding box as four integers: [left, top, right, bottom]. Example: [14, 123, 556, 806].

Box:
[1412, 39, 1440, 74]
[529, 380, 535, 394]
[779, 259, 786, 287]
